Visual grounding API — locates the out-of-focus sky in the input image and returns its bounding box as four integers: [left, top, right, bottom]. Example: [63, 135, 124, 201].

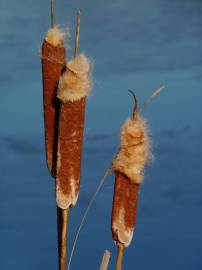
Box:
[0, 0, 202, 269]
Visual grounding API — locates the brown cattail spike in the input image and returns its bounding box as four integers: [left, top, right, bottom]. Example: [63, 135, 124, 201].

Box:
[111, 92, 151, 250]
[55, 9, 93, 210]
[111, 173, 139, 247]
[56, 10, 84, 270]
[42, 27, 66, 177]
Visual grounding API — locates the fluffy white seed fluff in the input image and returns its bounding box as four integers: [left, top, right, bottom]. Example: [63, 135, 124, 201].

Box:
[45, 26, 66, 47]
[113, 115, 151, 184]
[57, 54, 92, 102]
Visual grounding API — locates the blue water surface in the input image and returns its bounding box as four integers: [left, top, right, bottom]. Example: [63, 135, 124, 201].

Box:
[0, 0, 202, 269]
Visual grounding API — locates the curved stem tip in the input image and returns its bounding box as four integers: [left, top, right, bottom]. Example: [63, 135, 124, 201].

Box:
[128, 89, 138, 120]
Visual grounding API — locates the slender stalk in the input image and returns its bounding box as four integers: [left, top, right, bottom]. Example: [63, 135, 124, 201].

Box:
[57, 207, 62, 267]
[51, 0, 54, 28]
[67, 167, 111, 270]
[59, 209, 68, 270]
[74, 9, 81, 58]
[116, 244, 124, 270]
[99, 250, 111, 270]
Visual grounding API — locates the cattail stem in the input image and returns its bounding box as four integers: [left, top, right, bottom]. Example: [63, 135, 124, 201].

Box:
[99, 250, 111, 270]
[116, 243, 124, 270]
[59, 209, 68, 270]
[57, 207, 62, 264]
[57, 9, 82, 270]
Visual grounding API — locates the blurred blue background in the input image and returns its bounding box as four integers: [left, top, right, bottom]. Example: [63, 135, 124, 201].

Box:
[0, 0, 202, 269]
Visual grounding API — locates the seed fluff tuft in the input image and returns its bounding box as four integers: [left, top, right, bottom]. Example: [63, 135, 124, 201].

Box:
[112, 114, 151, 184]
[57, 54, 93, 102]
[45, 26, 66, 47]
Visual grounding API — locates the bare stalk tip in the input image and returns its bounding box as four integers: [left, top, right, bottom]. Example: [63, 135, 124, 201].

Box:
[99, 250, 111, 270]
[74, 8, 81, 59]
[51, 0, 54, 28]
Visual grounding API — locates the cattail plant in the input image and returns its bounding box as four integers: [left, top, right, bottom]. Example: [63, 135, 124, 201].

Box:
[111, 91, 151, 270]
[55, 9, 92, 270]
[40, 2, 163, 269]
[67, 87, 163, 270]
[41, 1, 68, 268]
[41, 0, 66, 177]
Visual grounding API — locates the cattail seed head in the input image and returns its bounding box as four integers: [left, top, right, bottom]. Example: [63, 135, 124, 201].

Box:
[112, 114, 151, 184]
[57, 54, 92, 102]
[45, 26, 66, 47]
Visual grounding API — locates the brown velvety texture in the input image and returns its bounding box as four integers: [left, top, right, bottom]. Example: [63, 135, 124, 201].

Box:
[111, 172, 139, 247]
[41, 40, 66, 177]
[56, 98, 86, 209]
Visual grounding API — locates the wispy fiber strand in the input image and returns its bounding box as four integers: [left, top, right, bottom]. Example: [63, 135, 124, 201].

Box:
[67, 166, 112, 270]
